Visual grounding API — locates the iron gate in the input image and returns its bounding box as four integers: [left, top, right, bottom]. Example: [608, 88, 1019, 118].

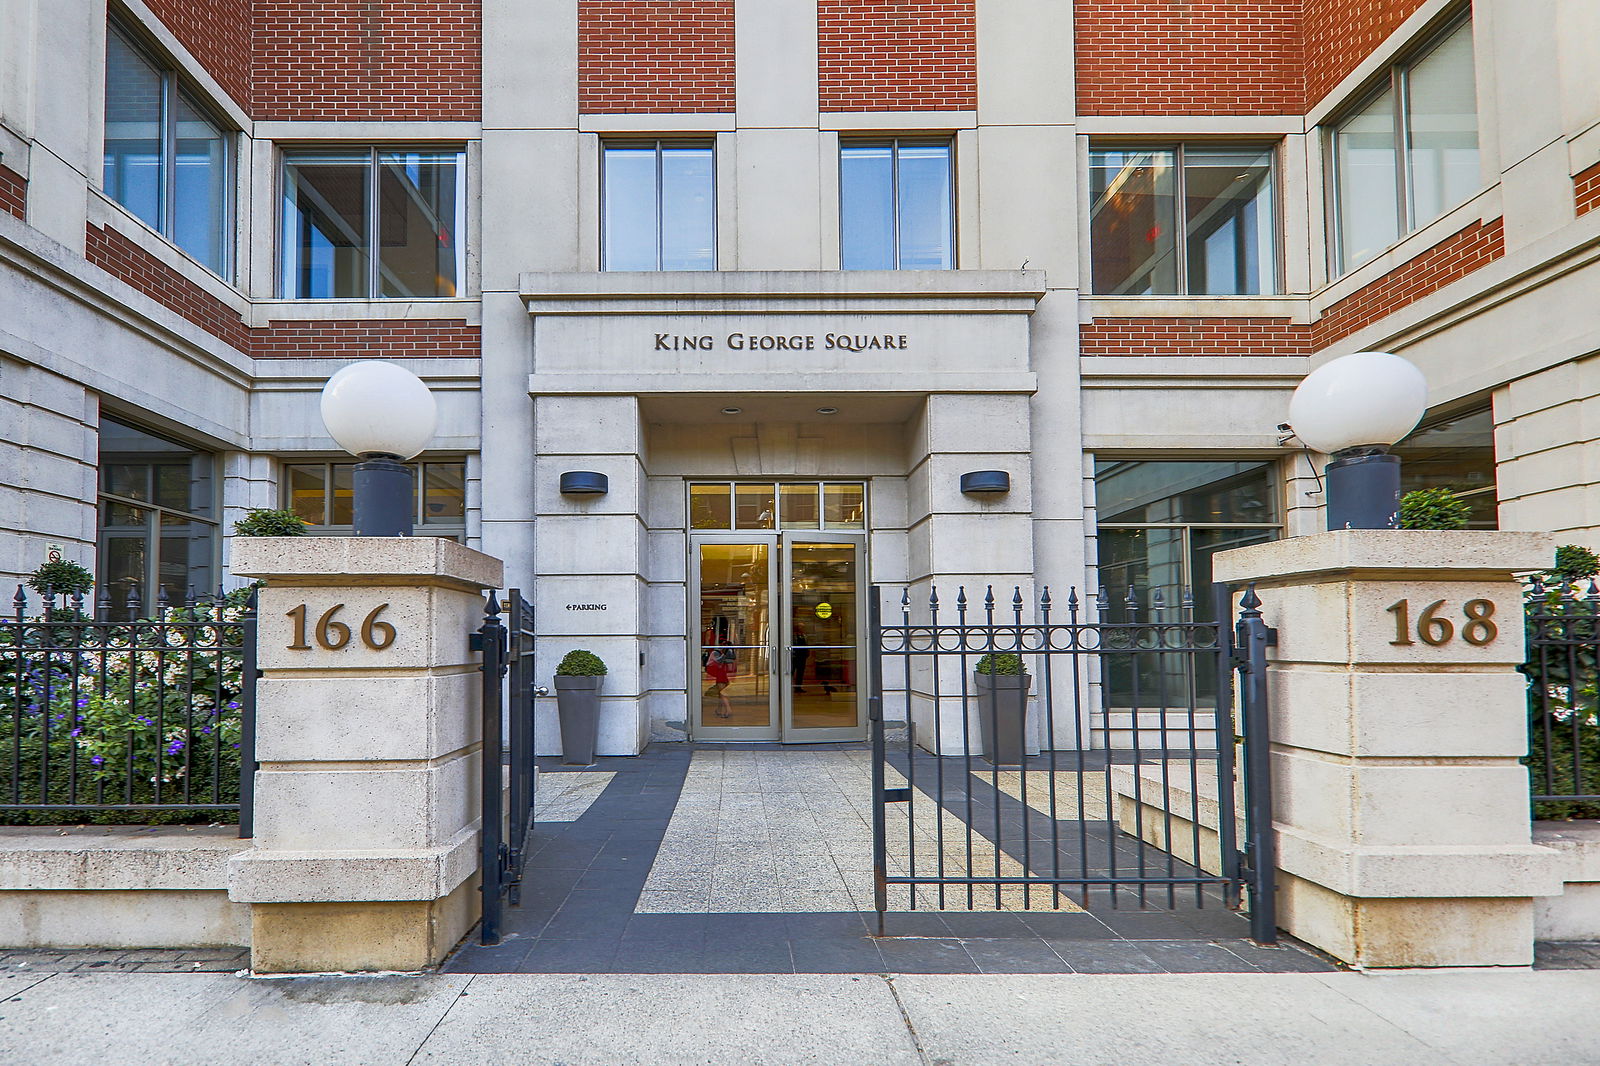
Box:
[474, 588, 540, 944]
[868, 582, 1276, 942]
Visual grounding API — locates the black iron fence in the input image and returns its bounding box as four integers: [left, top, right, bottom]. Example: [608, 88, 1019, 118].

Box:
[2, 587, 256, 833]
[476, 589, 538, 944]
[869, 582, 1276, 942]
[1524, 576, 1600, 818]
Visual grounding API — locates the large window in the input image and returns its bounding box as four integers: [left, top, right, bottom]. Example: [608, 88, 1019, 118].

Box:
[1392, 406, 1497, 528]
[840, 140, 953, 270]
[1330, 16, 1479, 273]
[602, 141, 715, 270]
[97, 417, 218, 618]
[283, 460, 466, 539]
[280, 149, 466, 298]
[1094, 460, 1281, 708]
[1089, 145, 1277, 295]
[103, 23, 232, 278]
[689, 482, 866, 531]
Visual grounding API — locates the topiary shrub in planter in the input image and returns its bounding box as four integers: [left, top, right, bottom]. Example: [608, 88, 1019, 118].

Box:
[974, 652, 1030, 766]
[233, 509, 308, 537]
[1398, 487, 1472, 530]
[554, 650, 607, 766]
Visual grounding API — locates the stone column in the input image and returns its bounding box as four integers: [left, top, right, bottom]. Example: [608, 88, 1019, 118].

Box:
[228, 537, 502, 972]
[1214, 530, 1565, 968]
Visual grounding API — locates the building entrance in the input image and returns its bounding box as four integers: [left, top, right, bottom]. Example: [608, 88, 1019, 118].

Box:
[691, 532, 866, 742]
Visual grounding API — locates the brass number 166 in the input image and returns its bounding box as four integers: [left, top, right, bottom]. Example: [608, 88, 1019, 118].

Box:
[1385, 598, 1498, 647]
[286, 603, 397, 651]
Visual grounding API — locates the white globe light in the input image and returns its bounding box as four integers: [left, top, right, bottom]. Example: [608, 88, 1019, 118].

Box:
[319, 361, 438, 460]
[1287, 351, 1428, 454]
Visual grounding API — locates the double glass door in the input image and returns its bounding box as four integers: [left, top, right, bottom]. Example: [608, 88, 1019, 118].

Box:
[692, 533, 865, 742]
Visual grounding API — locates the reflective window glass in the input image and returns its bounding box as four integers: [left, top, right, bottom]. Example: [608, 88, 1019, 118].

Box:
[103, 25, 232, 279]
[422, 462, 466, 523]
[329, 463, 355, 526]
[603, 142, 715, 271]
[1095, 460, 1278, 525]
[378, 151, 464, 298]
[1330, 17, 1479, 273]
[779, 483, 820, 530]
[690, 483, 733, 530]
[1393, 407, 1497, 528]
[841, 141, 952, 270]
[1089, 149, 1178, 294]
[1183, 148, 1276, 295]
[822, 483, 866, 530]
[286, 464, 327, 525]
[281, 153, 370, 299]
[283, 460, 467, 538]
[735, 483, 776, 530]
[103, 30, 163, 231]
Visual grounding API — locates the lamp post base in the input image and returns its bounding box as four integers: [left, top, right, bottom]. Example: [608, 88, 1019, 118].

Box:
[353, 457, 414, 537]
[1325, 451, 1401, 530]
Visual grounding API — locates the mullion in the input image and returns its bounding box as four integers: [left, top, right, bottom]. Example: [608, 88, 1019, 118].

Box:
[368, 148, 380, 299]
[655, 142, 665, 271]
[890, 140, 901, 270]
[160, 70, 176, 236]
[1393, 67, 1413, 236]
[1174, 145, 1189, 294]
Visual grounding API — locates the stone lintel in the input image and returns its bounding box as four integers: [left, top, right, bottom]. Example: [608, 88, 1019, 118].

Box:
[1213, 529, 1556, 586]
[227, 826, 477, 903]
[231, 536, 503, 592]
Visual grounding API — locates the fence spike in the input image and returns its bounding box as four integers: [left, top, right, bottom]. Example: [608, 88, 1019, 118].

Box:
[1041, 586, 1052, 610]
[1152, 586, 1166, 611]
[1096, 586, 1109, 613]
[97, 584, 111, 617]
[1181, 586, 1195, 610]
[1240, 584, 1263, 615]
[483, 587, 502, 624]
[125, 585, 140, 613]
[1013, 585, 1024, 612]
[13, 584, 25, 621]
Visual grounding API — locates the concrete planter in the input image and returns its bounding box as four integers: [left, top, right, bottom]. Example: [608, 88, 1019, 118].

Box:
[554, 675, 604, 766]
[974, 672, 1032, 767]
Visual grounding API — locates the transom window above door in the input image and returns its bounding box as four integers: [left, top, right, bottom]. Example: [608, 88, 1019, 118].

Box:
[689, 482, 865, 531]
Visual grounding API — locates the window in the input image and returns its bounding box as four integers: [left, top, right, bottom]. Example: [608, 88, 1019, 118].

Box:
[283, 460, 467, 539]
[1089, 145, 1277, 295]
[689, 482, 866, 531]
[280, 149, 466, 298]
[1392, 407, 1497, 528]
[1330, 16, 1479, 273]
[103, 23, 232, 278]
[1094, 460, 1281, 709]
[840, 140, 953, 270]
[97, 417, 218, 618]
[602, 142, 715, 270]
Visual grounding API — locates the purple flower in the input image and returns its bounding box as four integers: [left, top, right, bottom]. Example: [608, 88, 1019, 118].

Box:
[91, 755, 104, 766]
[70, 728, 82, 738]
[166, 739, 185, 755]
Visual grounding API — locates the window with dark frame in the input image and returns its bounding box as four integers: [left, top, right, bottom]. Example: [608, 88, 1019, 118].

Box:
[839, 139, 954, 270]
[282, 459, 467, 539]
[280, 149, 466, 298]
[1392, 407, 1498, 529]
[1329, 14, 1479, 274]
[97, 416, 219, 618]
[602, 141, 716, 271]
[1088, 144, 1278, 296]
[103, 21, 233, 279]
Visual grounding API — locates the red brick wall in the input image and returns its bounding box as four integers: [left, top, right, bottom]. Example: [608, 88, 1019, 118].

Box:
[1576, 161, 1600, 218]
[1074, 0, 1302, 116]
[1079, 317, 1313, 358]
[817, 0, 976, 112]
[142, 0, 251, 109]
[0, 164, 24, 221]
[578, 1, 735, 114]
[86, 224, 252, 353]
[1081, 219, 1506, 358]
[253, 1, 481, 121]
[1314, 218, 1503, 346]
[1303, 0, 1429, 111]
[253, 319, 481, 359]
[87, 224, 480, 359]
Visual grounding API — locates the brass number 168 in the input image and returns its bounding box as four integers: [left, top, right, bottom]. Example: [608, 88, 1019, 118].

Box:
[1385, 598, 1497, 647]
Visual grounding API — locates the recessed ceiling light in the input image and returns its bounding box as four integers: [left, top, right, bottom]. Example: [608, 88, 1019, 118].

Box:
[816, 406, 839, 415]
[721, 406, 742, 415]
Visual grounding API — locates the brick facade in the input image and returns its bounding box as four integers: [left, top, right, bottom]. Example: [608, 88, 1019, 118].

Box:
[1302, 0, 1429, 111]
[817, 0, 976, 112]
[578, 0, 735, 114]
[143, 0, 251, 109]
[85, 224, 252, 354]
[252, 319, 481, 359]
[1081, 220, 1506, 358]
[86, 225, 479, 360]
[1576, 161, 1600, 218]
[252, 1, 481, 121]
[0, 164, 24, 222]
[1073, 0, 1302, 116]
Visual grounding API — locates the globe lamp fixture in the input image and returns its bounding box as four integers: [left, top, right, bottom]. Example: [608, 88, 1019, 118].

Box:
[1286, 351, 1427, 531]
[319, 361, 439, 537]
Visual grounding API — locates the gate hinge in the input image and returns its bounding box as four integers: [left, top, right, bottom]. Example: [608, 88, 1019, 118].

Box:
[883, 787, 911, 803]
[1264, 627, 1278, 647]
[469, 632, 484, 652]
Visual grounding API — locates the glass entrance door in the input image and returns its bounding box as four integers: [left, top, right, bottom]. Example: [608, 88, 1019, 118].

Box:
[692, 533, 866, 742]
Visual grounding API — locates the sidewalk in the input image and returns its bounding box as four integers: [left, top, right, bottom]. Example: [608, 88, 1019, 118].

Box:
[2, 970, 1598, 1064]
